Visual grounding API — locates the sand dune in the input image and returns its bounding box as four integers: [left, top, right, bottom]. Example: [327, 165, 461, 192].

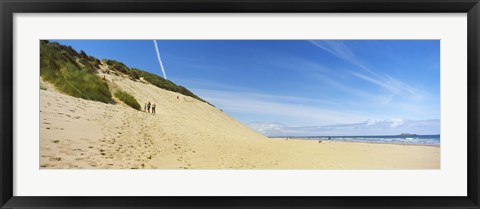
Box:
[40, 74, 440, 169]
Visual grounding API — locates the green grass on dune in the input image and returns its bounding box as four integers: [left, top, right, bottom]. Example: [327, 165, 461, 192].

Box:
[41, 40, 212, 107]
[132, 69, 209, 104]
[103, 60, 140, 80]
[103, 61, 213, 106]
[114, 91, 141, 110]
[40, 40, 112, 103]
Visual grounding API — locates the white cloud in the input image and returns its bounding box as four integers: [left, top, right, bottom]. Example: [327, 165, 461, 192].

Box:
[247, 119, 439, 137]
[308, 40, 361, 67]
[194, 89, 370, 126]
[388, 118, 405, 127]
[366, 118, 381, 125]
[308, 40, 425, 101]
[247, 122, 286, 136]
[351, 71, 424, 100]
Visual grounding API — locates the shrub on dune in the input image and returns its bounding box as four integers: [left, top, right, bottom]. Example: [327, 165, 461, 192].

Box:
[40, 41, 112, 103]
[114, 90, 141, 110]
[40, 40, 213, 107]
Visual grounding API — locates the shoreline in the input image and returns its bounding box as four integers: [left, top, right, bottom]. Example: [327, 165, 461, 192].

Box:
[270, 137, 440, 147]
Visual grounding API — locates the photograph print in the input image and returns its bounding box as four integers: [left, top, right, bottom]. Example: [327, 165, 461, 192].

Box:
[40, 40, 440, 169]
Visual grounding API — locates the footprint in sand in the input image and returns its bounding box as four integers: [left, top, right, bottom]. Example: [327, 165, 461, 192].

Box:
[49, 157, 61, 161]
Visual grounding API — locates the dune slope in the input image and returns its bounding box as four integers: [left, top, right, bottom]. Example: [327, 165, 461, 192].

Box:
[41, 72, 274, 169]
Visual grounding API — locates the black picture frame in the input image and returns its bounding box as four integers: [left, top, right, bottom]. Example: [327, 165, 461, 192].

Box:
[1, 0, 479, 208]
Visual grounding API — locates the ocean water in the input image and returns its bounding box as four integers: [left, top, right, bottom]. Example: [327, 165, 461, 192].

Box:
[292, 135, 440, 145]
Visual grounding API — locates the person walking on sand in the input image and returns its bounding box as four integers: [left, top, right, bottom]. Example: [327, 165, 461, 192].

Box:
[144, 103, 147, 112]
[147, 102, 151, 113]
[152, 104, 156, 113]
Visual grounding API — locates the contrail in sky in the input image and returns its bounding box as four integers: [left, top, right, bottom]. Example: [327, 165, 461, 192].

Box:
[153, 40, 167, 79]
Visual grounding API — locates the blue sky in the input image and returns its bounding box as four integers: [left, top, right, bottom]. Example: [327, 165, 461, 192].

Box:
[50, 40, 440, 134]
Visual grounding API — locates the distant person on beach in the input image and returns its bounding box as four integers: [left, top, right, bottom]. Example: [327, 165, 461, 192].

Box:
[144, 103, 147, 112]
[147, 102, 151, 113]
[152, 104, 156, 113]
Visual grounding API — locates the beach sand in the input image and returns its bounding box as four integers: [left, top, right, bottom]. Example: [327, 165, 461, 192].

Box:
[40, 74, 440, 169]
